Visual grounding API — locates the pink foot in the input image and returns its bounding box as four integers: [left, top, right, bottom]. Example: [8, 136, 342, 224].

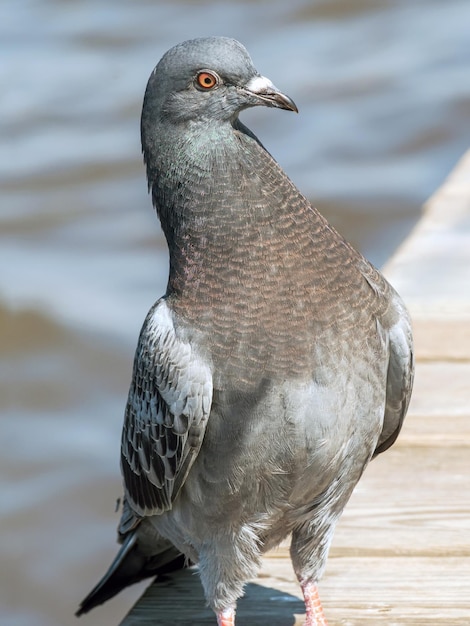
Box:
[301, 581, 329, 626]
[216, 607, 235, 626]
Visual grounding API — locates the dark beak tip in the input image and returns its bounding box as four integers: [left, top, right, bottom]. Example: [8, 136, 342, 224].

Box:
[270, 91, 298, 114]
[279, 95, 298, 114]
[289, 99, 299, 114]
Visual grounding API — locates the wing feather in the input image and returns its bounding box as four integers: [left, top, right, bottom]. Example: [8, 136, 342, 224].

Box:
[374, 295, 414, 456]
[121, 299, 213, 516]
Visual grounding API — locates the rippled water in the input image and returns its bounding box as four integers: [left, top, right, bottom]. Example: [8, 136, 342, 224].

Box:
[1, 1, 470, 625]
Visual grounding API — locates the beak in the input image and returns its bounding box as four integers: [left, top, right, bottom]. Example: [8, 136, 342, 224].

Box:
[245, 75, 298, 113]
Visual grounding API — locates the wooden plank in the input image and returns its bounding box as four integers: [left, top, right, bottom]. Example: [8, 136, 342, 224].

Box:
[120, 567, 305, 625]
[407, 362, 470, 419]
[411, 319, 470, 361]
[331, 446, 470, 558]
[260, 555, 470, 625]
[383, 151, 470, 323]
[319, 556, 470, 625]
[396, 361, 470, 447]
[121, 556, 470, 625]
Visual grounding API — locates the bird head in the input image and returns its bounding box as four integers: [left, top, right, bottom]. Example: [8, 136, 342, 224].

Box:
[141, 36, 297, 130]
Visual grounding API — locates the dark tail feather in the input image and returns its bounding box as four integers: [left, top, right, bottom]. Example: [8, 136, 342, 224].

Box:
[76, 532, 186, 617]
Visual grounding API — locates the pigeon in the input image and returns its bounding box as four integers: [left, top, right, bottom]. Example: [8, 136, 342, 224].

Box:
[76, 36, 414, 626]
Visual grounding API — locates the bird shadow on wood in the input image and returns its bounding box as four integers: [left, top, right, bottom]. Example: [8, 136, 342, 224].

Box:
[121, 566, 305, 625]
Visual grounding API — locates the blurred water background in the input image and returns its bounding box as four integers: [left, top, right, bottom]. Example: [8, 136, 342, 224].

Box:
[1, 1, 470, 625]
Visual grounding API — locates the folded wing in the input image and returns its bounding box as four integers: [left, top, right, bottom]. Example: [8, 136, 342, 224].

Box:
[375, 296, 414, 456]
[121, 299, 213, 516]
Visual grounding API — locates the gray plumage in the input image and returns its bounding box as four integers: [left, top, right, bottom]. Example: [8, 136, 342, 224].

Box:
[77, 36, 413, 625]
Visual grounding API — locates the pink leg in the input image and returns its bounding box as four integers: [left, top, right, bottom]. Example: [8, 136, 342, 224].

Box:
[216, 607, 235, 626]
[301, 581, 329, 626]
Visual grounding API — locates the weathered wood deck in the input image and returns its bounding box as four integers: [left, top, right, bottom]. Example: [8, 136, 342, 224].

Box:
[121, 151, 470, 625]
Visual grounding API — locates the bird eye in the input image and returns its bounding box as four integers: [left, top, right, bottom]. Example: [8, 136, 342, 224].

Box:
[196, 71, 219, 90]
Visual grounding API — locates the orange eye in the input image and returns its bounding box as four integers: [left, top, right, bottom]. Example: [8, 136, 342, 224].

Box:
[196, 71, 218, 90]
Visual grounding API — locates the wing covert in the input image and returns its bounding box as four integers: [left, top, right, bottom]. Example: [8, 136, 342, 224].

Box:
[121, 299, 213, 516]
[374, 297, 414, 456]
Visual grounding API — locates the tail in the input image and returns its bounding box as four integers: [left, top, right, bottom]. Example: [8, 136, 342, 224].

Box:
[76, 531, 186, 616]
